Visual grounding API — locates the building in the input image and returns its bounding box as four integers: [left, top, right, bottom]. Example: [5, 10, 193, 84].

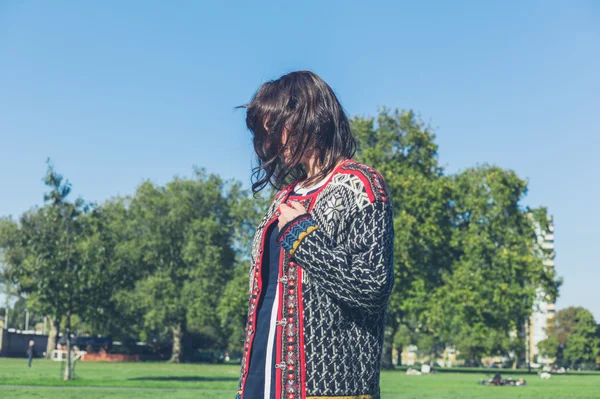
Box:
[394, 345, 462, 368]
[527, 215, 556, 364]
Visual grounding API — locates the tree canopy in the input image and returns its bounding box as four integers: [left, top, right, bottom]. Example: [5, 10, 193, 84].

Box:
[0, 108, 572, 371]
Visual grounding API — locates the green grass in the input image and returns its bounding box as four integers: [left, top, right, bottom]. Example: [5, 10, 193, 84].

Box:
[1, 358, 599, 398]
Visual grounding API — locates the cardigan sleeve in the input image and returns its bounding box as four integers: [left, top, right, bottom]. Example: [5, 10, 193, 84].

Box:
[277, 199, 394, 314]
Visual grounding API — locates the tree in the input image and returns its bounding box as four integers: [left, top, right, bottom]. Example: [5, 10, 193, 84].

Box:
[1, 210, 66, 358]
[0, 218, 22, 330]
[217, 188, 271, 353]
[352, 108, 455, 368]
[0, 162, 117, 380]
[120, 169, 238, 362]
[428, 166, 560, 366]
[5, 296, 42, 330]
[539, 307, 600, 369]
[393, 324, 413, 366]
[217, 263, 253, 353]
[81, 198, 145, 339]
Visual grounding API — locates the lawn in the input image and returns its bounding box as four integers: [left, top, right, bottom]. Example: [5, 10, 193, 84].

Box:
[0, 358, 599, 398]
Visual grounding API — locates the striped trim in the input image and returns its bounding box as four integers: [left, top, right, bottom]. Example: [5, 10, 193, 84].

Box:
[289, 225, 318, 255]
[277, 214, 319, 255]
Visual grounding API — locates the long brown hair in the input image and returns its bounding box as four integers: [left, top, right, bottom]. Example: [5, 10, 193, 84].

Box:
[240, 71, 356, 195]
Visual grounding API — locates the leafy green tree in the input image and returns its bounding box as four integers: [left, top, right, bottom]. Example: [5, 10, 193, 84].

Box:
[428, 166, 560, 365]
[393, 324, 414, 365]
[9, 297, 27, 329]
[0, 162, 111, 379]
[217, 188, 272, 353]
[417, 333, 440, 362]
[2, 197, 136, 348]
[4, 296, 43, 330]
[352, 108, 455, 368]
[539, 307, 600, 369]
[120, 170, 239, 362]
[81, 198, 145, 339]
[217, 263, 253, 353]
[1, 212, 66, 356]
[0, 218, 22, 330]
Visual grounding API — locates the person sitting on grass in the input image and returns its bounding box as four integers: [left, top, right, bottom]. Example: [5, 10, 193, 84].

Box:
[480, 373, 526, 387]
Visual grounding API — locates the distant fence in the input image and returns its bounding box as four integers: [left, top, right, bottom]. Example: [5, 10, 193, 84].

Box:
[0, 329, 48, 357]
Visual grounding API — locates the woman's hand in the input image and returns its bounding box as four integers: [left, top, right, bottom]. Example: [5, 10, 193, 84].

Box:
[278, 201, 307, 230]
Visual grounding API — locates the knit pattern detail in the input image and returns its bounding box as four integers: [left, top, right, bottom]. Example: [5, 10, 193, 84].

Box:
[298, 199, 393, 396]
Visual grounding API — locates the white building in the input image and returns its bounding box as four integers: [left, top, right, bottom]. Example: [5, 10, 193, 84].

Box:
[528, 215, 556, 364]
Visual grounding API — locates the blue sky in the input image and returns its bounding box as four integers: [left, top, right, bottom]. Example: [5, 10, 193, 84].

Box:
[0, 1, 598, 320]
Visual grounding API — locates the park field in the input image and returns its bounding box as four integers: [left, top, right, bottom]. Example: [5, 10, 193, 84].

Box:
[0, 358, 599, 399]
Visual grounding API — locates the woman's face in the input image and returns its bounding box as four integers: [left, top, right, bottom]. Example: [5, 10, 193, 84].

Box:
[280, 127, 311, 166]
[280, 127, 293, 163]
[265, 118, 294, 164]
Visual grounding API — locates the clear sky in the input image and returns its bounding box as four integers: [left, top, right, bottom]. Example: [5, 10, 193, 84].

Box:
[0, 1, 598, 319]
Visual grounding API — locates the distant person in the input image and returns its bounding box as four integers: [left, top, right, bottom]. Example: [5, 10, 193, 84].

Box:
[236, 71, 395, 399]
[26, 340, 35, 368]
[492, 372, 502, 385]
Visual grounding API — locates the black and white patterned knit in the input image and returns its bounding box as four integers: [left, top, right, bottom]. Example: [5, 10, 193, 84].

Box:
[237, 159, 395, 399]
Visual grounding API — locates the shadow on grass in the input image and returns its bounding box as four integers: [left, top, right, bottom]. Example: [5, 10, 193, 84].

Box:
[128, 376, 238, 382]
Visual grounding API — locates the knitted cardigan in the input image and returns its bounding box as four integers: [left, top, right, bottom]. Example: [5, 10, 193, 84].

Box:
[236, 159, 395, 399]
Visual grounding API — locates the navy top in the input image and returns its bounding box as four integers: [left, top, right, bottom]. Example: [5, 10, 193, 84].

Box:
[245, 223, 280, 399]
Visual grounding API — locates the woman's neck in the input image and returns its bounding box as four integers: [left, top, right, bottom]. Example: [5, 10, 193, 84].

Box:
[303, 157, 321, 179]
[299, 157, 346, 187]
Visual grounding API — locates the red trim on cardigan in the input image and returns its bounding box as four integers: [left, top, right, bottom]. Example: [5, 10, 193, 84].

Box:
[286, 158, 378, 204]
[347, 170, 376, 202]
[287, 159, 352, 201]
[241, 215, 277, 397]
[275, 187, 297, 399]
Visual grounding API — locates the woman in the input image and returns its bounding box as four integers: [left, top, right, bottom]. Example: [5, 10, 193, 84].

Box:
[237, 71, 394, 399]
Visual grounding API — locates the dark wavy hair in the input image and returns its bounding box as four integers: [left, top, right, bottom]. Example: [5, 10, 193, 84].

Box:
[240, 71, 356, 195]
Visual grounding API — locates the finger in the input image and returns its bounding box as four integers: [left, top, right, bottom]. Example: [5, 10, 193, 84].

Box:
[290, 201, 306, 213]
[278, 206, 292, 223]
[279, 203, 291, 216]
[281, 203, 297, 214]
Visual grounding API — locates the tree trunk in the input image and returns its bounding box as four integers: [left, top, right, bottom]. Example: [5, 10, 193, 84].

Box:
[169, 322, 185, 363]
[514, 317, 526, 369]
[526, 318, 531, 373]
[397, 347, 403, 367]
[45, 316, 60, 360]
[381, 321, 399, 369]
[63, 314, 72, 381]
